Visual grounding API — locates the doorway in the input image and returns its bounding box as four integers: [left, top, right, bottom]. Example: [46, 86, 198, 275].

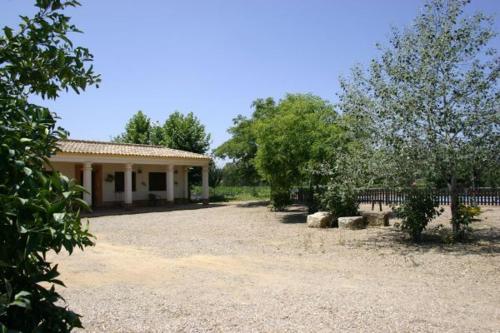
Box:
[75, 164, 103, 208]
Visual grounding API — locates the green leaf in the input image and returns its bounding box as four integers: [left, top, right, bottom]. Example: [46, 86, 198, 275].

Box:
[53, 212, 66, 223]
[10, 291, 32, 310]
[23, 167, 32, 176]
[3, 26, 13, 39]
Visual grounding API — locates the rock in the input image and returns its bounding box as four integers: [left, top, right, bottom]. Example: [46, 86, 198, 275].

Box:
[307, 212, 333, 228]
[361, 211, 390, 227]
[338, 216, 366, 229]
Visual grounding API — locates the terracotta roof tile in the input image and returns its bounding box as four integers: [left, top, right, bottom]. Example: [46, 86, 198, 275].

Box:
[57, 139, 211, 160]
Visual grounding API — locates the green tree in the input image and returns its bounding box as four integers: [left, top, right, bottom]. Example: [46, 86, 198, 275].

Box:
[253, 94, 338, 210]
[162, 111, 211, 154]
[162, 111, 211, 190]
[113, 110, 151, 144]
[150, 121, 165, 145]
[214, 98, 277, 186]
[214, 115, 260, 186]
[341, 0, 499, 237]
[209, 162, 223, 188]
[0, 0, 99, 331]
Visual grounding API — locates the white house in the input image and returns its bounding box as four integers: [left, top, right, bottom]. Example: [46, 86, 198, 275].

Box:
[47, 139, 211, 208]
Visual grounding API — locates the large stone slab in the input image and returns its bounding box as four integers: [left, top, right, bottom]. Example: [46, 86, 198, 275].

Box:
[307, 211, 333, 228]
[338, 216, 366, 230]
[361, 211, 390, 227]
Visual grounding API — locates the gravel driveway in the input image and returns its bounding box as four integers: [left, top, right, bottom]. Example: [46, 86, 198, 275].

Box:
[53, 202, 500, 332]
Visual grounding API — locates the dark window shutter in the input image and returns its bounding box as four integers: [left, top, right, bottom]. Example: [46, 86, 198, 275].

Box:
[148, 172, 166, 191]
[115, 172, 124, 192]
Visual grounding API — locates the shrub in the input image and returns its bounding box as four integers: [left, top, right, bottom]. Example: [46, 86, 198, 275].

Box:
[453, 204, 481, 240]
[0, 1, 99, 331]
[394, 187, 442, 242]
[318, 183, 359, 220]
[270, 187, 291, 211]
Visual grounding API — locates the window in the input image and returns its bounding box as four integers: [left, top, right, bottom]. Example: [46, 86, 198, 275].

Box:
[149, 172, 166, 191]
[114, 172, 136, 192]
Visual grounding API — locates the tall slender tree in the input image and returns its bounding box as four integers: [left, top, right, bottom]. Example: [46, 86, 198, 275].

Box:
[340, 0, 499, 236]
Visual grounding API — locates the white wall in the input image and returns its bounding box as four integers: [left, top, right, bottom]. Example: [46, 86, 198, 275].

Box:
[49, 162, 188, 204]
[101, 163, 187, 203]
[50, 162, 74, 179]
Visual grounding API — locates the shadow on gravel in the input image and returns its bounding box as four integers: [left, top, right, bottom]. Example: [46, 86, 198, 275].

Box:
[83, 202, 227, 218]
[363, 225, 500, 256]
[281, 212, 308, 224]
[277, 205, 308, 224]
[236, 200, 270, 208]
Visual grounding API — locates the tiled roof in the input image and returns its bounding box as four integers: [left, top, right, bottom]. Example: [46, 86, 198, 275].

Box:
[57, 139, 211, 160]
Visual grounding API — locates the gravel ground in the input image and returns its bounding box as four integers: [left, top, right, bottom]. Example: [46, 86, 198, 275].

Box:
[52, 202, 500, 332]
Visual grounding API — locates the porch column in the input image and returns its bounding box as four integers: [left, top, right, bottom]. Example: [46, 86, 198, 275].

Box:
[124, 163, 133, 205]
[166, 164, 174, 203]
[83, 162, 92, 206]
[184, 166, 189, 199]
[202, 165, 209, 205]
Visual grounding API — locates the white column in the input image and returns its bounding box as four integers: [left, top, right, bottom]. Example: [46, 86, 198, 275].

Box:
[202, 165, 209, 204]
[124, 163, 133, 205]
[83, 162, 92, 206]
[184, 166, 189, 199]
[167, 164, 174, 203]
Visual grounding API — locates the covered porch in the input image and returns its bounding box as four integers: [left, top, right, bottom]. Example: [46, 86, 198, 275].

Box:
[48, 140, 211, 208]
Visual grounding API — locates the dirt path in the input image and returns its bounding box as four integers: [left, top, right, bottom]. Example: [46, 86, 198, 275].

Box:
[53, 202, 500, 332]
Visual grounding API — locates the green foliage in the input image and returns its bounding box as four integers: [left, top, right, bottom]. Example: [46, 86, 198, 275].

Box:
[209, 163, 223, 188]
[162, 111, 211, 154]
[218, 162, 264, 186]
[318, 184, 359, 220]
[452, 204, 481, 239]
[254, 94, 339, 210]
[216, 94, 339, 210]
[0, 0, 99, 331]
[339, 0, 499, 236]
[191, 186, 270, 202]
[214, 114, 261, 186]
[113, 110, 151, 144]
[394, 188, 443, 242]
[115, 111, 211, 155]
[315, 112, 383, 218]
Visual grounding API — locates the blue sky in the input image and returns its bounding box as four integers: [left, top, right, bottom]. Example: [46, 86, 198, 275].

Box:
[2, 0, 499, 151]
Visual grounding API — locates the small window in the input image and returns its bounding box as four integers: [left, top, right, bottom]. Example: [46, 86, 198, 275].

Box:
[149, 172, 166, 191]
[115, 172, 136, 192]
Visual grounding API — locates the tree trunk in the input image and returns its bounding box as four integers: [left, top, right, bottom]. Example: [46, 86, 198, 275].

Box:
[448, 175, 460, 236]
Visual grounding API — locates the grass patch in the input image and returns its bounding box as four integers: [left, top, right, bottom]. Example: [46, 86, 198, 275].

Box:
[191, 186, 270, 202]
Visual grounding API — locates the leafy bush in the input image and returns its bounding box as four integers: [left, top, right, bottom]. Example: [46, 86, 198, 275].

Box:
[191, 186, 270, 202]
[317, 183, 359, 221]
[0, 0, 99, 331]
[270, 187, 291, 211]
[394, 188, 442, 242]
[453, 204, 481, 240]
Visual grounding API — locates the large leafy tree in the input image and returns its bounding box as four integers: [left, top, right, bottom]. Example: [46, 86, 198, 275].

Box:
[253, 94, 339, 209]
[113, 110, 151, 144]
[216, 94, 340, 209]
[0, 0, 99, 331]
[162, 111, 211, 154]
[162, 111, 211, 188]
[341, 0, 499, 236]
